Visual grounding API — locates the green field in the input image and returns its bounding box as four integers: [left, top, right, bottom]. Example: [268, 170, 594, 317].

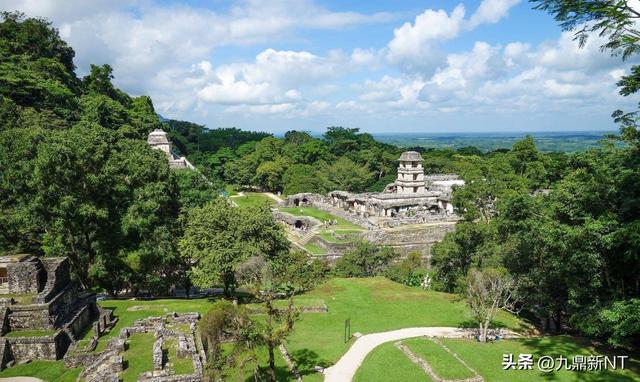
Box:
[304, 242, 327, 255]
[356, 336, 640, 382]
[403, 337, 474, 379]
[285, 277, 528, 380]
[0, 360, 80, 382]
[354, 342, 427, 382]
[231, 192, 275, 208]
[121, 332, 155, 382]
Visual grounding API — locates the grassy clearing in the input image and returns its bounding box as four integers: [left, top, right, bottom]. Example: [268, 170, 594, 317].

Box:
[121, 332, 155, 382]
[0, 360, 80, 382]
[304, 242, 327, 255]
[356, 337, 640, 382]
[317, 231, 356, 244]
[353, 342, 431, 382]
[5, 329, 57, 337]
[286, 277, 528, 378]
[442, 337, 640, 382]
[278, 207, 362, 231]
[403, 337, 474, 380]
[232, 192, 275, 208]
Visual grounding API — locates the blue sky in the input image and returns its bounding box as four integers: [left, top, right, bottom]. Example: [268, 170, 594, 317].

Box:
[3, 0, 635, 133]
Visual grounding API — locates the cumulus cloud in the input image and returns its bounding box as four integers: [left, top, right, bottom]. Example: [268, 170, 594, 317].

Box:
[351, 30, 631, 117]
[387, 5, 465, 70]
[386, 0, 520, 73]
[467, 0, 521, 29]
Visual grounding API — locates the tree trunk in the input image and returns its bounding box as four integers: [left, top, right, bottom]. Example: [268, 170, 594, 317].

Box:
[267, 343, 277, 382]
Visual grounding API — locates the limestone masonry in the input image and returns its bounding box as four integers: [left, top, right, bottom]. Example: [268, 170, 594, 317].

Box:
[0, 255, 100, 369]
[147, 129, 195, 169]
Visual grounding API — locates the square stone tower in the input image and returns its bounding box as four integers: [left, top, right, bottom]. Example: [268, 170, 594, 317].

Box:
[147, 129, 172, 157]
[396, 151, 425, 194]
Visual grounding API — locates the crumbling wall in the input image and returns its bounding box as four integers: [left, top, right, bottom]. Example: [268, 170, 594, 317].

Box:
[8, 304, 53, 330]
[7, 331, 70, 361]
[363, 223, 456, 259]
[7, 258, 45, 294]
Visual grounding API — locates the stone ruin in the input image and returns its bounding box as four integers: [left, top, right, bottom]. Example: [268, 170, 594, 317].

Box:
[282, 151, 464, 228]
[277, 152, 464, 259]
[65, 312, 205, 382]
[0, 255, 102, 369]
[147, 129, 195, 170]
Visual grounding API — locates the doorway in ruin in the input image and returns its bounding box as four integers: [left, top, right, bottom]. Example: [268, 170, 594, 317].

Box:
[293, 198, 300, 206]
[294, 220, 305, 229]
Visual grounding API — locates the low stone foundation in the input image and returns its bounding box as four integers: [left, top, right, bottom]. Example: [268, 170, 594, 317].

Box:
[70, 312, 204, 382]
[7, 330, 70, 362]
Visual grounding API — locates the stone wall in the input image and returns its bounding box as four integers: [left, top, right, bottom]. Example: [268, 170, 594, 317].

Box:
[8, 304, 53, 330]
[273, 211, 321, 230]
[7, 330, 70, 362]
[65, 304, 95, 339]
[7, 258, 45, 294]
[363, 223, 456, 258]
[32, 258, 70, 304]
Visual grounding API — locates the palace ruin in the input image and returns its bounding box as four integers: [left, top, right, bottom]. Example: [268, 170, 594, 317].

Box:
[147, 129, 195, 170]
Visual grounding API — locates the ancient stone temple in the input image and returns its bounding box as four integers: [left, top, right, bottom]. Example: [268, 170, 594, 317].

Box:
[278, 152, 465, 259]
[393, 151, 426, 194]
[323, 151, 464, 225]
[0, 255, 102, 369]
[147, 129, 195, 169]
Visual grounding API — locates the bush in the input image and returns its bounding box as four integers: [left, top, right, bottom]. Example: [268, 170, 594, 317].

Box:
[333, 241, 398, 277]
[386, 252, 428, 287]
[571, 299, 640, 348]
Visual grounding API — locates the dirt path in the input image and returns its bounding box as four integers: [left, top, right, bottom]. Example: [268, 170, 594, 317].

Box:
[263, 192, 284, 203]
[322, 326, 520, 382]
[0, 378, 46, 382]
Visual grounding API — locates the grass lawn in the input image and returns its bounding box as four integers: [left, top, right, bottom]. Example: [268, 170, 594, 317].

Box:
[353, 342, 432, 382]
[278, 207, 362, 231]
[164, 338, 194, 375]
[403, 337, 474, 379]
[286, 277, 529, 380]
[232, 192, 275, 208]
[355, 336, 640, 382]
[304, 242, 327, 255]
[121, 332, 155, 381]
[317, 231, 356, 244]
[0, 360, 80, 382]
[4, 329, 57, 337]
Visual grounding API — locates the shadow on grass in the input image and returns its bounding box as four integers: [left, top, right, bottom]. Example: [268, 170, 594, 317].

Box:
[243, 366, 292, 382]
[291, 348, 331, 376]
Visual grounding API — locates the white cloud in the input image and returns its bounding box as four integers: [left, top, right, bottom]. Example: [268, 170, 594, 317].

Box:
[467, 0, 520, 29]
[387, 4, 465, 70]
[358, 30, 631, 117]
[386, 0, 520, 74]
[196, 49, 346, 107]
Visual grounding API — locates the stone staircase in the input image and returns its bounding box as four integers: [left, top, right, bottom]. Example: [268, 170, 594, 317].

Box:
[298, 230, 317, 245]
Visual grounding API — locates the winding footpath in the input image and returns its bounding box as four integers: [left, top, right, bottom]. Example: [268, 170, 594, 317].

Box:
[322, 326, 520, 382]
